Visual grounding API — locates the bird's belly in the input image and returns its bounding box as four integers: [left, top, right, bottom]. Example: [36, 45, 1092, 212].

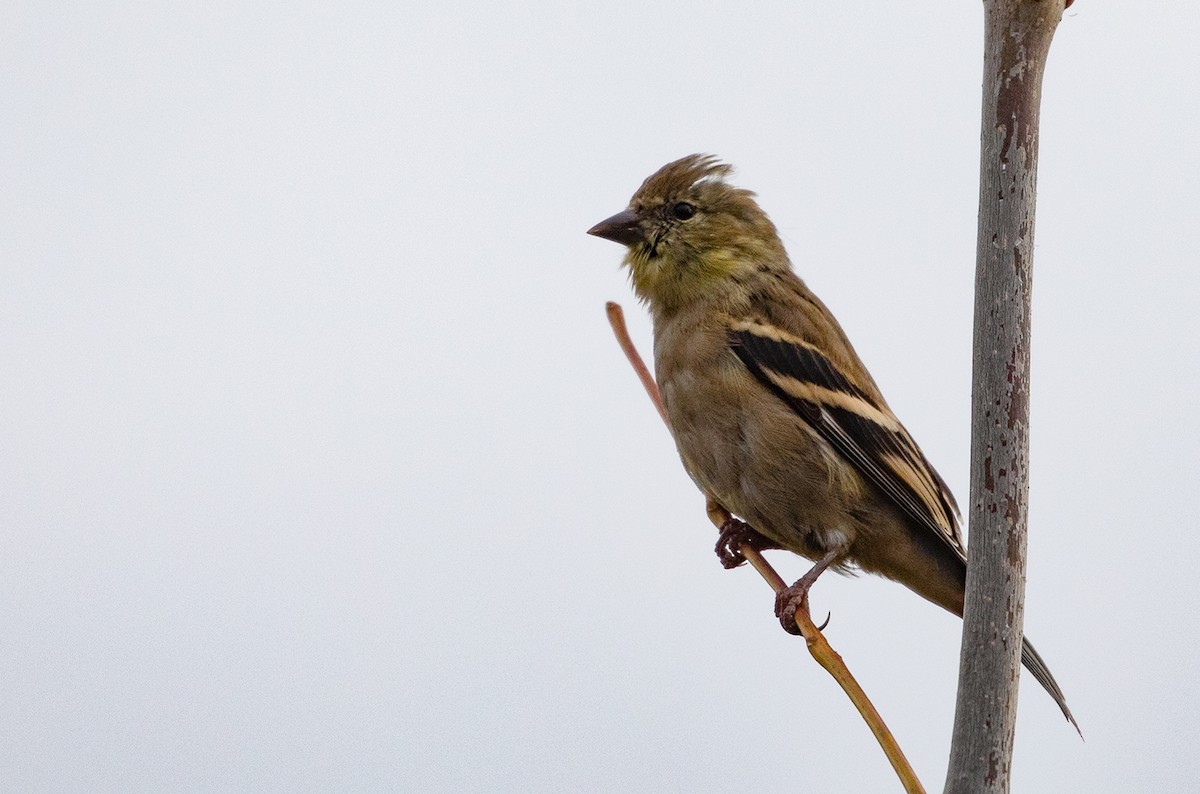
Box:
[661, 360, 866, 560]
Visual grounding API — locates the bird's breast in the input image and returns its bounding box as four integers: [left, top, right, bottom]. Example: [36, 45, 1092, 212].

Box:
[653, 319, 867, 559]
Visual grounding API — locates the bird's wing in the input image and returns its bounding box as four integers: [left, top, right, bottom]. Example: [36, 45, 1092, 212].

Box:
[728, 319, 965, 560]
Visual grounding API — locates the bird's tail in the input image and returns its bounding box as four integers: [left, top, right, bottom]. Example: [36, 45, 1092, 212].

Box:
[1021, 637, 1081, 736]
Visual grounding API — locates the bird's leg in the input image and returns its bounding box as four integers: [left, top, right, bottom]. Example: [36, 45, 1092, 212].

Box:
[715, 515, 783, 569]
[775, 550, 841, 635]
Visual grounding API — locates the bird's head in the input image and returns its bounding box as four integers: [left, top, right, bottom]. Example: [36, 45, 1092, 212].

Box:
[588, 154, 787, 311]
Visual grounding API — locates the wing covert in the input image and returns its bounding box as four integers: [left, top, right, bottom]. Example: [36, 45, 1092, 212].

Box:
[728, 320, 964, 558]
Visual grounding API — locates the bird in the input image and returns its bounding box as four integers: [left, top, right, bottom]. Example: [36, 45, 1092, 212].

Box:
[588, 153, 1076, 729]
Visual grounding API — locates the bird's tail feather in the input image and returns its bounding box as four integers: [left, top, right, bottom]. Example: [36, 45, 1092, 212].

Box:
[1021, 637, 1081, 736]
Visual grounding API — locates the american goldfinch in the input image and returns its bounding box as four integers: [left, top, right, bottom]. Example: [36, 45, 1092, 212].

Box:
[589, 154, 1076, 728]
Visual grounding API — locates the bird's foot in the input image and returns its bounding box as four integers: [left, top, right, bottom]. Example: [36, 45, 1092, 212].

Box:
[714, 517, 781, 569]
[773, 550, 840, 635]
[774, 580, 816, 636]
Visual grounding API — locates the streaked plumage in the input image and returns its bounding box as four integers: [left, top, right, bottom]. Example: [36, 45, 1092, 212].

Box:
[589, 154, 1076, 729]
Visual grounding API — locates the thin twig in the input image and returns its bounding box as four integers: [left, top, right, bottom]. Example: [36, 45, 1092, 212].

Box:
[606, 301, 924, 794]
[605, 302, 670, 427]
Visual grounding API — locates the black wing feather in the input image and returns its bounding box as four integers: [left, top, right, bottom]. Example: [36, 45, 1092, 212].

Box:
[729, 324, 964, 558]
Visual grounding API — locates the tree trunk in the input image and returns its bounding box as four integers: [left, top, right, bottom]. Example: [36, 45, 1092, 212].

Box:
[944, 2, 1063, 792]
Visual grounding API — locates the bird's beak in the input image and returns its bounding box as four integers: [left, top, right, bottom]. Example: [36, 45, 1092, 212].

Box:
[587, 209, 644, 246]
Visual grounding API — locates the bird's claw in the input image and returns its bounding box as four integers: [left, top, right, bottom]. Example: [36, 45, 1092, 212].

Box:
[773, 582, 831, 635]
[715, 517, 751, 568]
[774, 584, 809, 636]
[714, 517, 780, 570]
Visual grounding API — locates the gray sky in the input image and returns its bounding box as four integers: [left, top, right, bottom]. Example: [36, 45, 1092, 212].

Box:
[3, 1, 1198, 791]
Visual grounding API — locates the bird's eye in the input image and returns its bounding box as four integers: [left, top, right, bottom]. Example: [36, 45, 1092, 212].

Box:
[671, 202, 696, 221]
